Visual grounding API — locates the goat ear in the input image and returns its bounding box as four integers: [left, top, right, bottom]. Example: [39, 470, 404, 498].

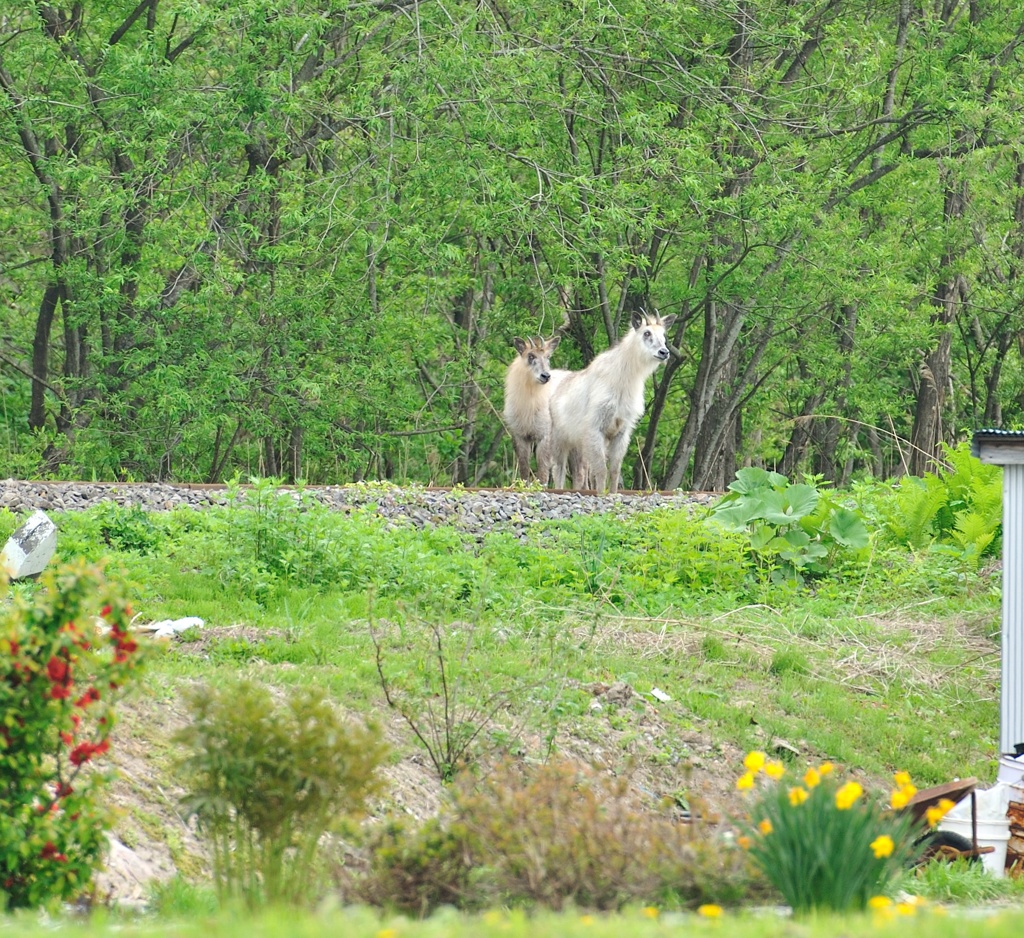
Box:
[512, 337, 527, 354]
[547, 335, 561, 352]
[631, 310, 645, 330]
[660, 314, 676, 330]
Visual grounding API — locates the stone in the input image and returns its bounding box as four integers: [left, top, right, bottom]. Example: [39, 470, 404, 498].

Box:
[0, 509, 57, 579]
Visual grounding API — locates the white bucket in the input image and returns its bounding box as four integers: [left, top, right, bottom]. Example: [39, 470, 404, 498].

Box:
[999, 754, 1024, 787]
[937, 816, 1011, 877]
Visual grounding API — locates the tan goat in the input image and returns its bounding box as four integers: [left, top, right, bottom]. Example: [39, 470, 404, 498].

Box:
[502, 335, 568, 483]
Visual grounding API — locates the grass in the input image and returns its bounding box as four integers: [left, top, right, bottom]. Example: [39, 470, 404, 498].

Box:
[4, 905, 1024, 938]
[1, 480, 1016, 926]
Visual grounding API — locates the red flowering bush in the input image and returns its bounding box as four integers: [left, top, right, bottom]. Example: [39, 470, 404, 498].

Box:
[1, 561, 144, 910]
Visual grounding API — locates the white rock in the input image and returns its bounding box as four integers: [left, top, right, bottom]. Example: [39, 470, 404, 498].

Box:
[137, 617, 204, 639]
[0, 510, 57, 579]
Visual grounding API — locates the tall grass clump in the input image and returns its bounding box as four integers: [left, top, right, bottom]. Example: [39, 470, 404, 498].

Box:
[736, 754, 945, 915]
[174, 680, 387, 908]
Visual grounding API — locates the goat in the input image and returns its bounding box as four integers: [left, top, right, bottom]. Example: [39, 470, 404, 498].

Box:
[548, 310, 675, 493]
[502, 335, 566, 483]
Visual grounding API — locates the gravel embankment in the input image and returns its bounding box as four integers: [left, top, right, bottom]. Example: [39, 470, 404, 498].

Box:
[0, 480, 716, 532]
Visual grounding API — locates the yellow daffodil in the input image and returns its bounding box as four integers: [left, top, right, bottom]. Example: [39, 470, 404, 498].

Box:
[697, 904, 723, 918]
[765, 760, 786, 780]
[891, 788, 911, 810]
[737, 835, 752, 850]
[925, 798, 956, 827]
[871, 834, 895, 858]
[788, 786, 809, 806]
[896, 902, 918, 916]
[835, 781, 863, 809]
[803, 767, 821, 789]
[736, 772, 755, 791]
[744, 751, 767, 773]
[868, 896, 893, 909]
[642, 906, 659, 918]
[818, 761, 835, 776]
[894, 771, 912, 789]
[758, 818, 773, 835]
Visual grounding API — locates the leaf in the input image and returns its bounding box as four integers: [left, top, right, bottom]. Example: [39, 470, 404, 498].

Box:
[727, 467, 788, 496]
[829, 509, 870, 549]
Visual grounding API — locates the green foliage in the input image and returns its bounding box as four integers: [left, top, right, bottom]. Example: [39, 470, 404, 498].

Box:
[0, 562, 145, 910]
[173, 679, 388, 908]
[882, 443, 1002, 568]
[356, 760, 752, 915]
[897, 857, 1024, 904]
[712, 469, 870, 586]
[738, 757, 920, 915]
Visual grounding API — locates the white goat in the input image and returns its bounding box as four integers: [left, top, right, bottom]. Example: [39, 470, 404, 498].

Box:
[548, 310, 675, 493]
[502, 335, 567, 483]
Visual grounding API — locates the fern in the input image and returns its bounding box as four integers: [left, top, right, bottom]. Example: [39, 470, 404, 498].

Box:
[885, 442, 1002, 562]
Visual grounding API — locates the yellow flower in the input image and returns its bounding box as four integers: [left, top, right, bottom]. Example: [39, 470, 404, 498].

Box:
[818, 761, 835, 776]
[868, 896, 893, 909]
[891, 788, 911, 810]
[896, 902, 918, 916]
[788, 786, 809, 806]
[901, 783, 918, 799]
[803, 767, 821, 789]
[641, 907, 658, 918]
[376, 931, 398, 938]
[871, 834, 895, 858]
[697, 904, 723, 918]
[758, 818, 773, 835]
[580, 915, 595, 926]
[925, 798, 956, 827]
[894, 771, 913, 789]
[764, 761, 786, 780]
[835, 781, 863, 810]
[737, 835, 752, 850]
[744, 751, 767, 773]
[736, 772, 755, 791]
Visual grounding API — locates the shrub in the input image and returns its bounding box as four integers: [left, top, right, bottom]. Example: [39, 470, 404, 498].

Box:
[354, 817, 477, 916]
[355, 760, 754, 914]
[735, 754, 943, 914]
[0, 561, 144, 910]
[711, 468, 870, 585]
[174, 680, 388, 908]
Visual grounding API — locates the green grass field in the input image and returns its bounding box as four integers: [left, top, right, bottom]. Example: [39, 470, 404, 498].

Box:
[1, 470, 1019, 931]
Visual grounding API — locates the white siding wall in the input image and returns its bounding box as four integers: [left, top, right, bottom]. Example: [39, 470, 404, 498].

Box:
[1004, 464, 1024, 754]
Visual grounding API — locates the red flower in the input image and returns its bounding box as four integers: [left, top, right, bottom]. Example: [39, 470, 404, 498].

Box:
[75, 687, 100, 708]
[60, 731, 74, 746]
[47, 657, 69, 684]
[100, 605, 112, 618]
[50, 684, 72, 700]
[70, 738, 110, 765]
[40, 842, 67, 862]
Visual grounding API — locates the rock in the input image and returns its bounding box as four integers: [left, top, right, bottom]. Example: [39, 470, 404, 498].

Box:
[0, 509, 57, 579]
[137, 617, 204, 639]
[603, 681, 635, 706]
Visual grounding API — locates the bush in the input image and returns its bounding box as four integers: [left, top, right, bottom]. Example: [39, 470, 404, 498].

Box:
[355, 760, 753, 914]
[0, 561, 144, 910]
[712, 468, 870, 586]
[735, 754, 942, 914]
[174, 680, 388, 908]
